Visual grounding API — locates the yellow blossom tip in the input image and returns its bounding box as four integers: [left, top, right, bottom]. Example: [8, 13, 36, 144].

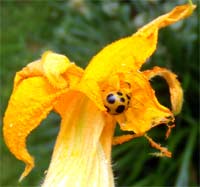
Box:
[41, 51, 71, 89]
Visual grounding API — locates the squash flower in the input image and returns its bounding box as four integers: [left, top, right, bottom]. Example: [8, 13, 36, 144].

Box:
[3, 3, 195, 187]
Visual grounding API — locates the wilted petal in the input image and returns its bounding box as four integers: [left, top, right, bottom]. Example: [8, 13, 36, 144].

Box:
[117, 72, 173, 134]
[143, 66, 183, 115]
[3, 77, 66, 181]
[78, 4, 195, 112]
[3, 51, 85, 181]
[42, 92, 115, 187]
[14, 51, 84, 90]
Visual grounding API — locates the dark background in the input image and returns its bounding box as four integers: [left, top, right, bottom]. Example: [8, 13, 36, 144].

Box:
[0, 0, 199, 186]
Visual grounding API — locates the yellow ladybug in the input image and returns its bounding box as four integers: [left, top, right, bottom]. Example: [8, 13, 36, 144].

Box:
[104, 91, 131, 115]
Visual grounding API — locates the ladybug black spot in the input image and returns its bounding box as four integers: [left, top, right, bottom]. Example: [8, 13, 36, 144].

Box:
[106, 94, 115, 104]
[126, 94, 131, 100]
[117, 91, 123, 96]
[116, 105, 125, 114]
[120, 97, 125, 102]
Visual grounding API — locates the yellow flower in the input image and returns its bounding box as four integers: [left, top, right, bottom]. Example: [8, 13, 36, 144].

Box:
[3, 3, 195, 187]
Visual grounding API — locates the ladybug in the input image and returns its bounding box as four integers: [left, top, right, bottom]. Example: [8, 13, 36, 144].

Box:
[104, 91, 131, 115]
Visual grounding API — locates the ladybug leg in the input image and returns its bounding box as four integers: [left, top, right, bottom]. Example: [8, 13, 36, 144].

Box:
[144, 134, 172, 158]
[112, 133, 144, 145]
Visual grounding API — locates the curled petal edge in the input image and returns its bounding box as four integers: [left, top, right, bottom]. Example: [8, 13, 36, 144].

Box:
[14, 51, 84, 90]
[143, 66, 183, 115]
[3, 77, 67, 181]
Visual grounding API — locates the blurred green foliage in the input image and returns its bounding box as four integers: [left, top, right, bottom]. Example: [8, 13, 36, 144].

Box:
[0, 0, 199, 186]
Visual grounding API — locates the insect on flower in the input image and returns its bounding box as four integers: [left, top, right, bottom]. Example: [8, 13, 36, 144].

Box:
[103, 91, 131, 115]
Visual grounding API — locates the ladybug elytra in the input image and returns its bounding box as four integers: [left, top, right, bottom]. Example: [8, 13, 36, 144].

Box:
[104, 91, 131, 115]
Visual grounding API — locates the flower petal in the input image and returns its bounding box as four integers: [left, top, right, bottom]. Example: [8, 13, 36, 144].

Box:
[83, 4, 195, 82]
[100, 114, 116, 163]
[42, 51, 83, 89]
[116, 72, 173, 134]
[14, 51, 84, 90]
[143, 66, 183, 115]
[77, 4, 195, 111]
[42, 92, 114, 187]
[4, 51, 85, 180]
[76, 79, 106, 111]
[3, 77, 65, 181]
